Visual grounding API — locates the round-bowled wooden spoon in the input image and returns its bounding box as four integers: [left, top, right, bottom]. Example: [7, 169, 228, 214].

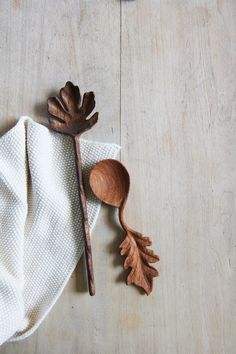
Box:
[89, 159, 159, 295]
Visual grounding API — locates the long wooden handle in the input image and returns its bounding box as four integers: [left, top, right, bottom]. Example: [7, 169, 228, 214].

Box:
[74, 135, 95, 296]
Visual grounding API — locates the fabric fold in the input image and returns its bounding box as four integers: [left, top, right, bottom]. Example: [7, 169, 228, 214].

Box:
[0, 116, 120, 344]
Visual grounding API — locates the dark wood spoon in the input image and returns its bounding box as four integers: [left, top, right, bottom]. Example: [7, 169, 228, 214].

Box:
[47, 81, 98, 296]
[89, 159, 159, 295]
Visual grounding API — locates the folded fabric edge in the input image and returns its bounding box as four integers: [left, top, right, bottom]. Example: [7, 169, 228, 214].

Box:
[8, 115, 121, 150]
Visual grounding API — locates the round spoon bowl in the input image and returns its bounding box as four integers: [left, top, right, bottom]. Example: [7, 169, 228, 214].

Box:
[89, 159, 130, 208]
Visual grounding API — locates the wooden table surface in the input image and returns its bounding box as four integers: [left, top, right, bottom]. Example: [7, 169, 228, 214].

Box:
[0, 1, 235, 353]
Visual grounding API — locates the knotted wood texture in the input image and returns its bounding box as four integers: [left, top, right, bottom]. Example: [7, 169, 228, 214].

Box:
[47, 81, 98, 296]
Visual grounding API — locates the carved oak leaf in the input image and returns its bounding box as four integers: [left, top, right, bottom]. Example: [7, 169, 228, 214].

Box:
[120, 229, 160, 295]
[47, 81, 98, 137]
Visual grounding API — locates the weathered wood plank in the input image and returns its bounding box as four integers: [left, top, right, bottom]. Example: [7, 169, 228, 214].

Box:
[0, 0, 236, 353]
[120, 1, 236, 354]
[0, 1, 120, 353]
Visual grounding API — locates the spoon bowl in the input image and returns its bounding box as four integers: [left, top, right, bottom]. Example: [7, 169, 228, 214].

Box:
[89, 159, 130, 208]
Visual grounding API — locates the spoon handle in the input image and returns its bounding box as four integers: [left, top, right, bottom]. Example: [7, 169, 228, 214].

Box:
[74, 135, 95, 296]
[118, 202, 159, 295]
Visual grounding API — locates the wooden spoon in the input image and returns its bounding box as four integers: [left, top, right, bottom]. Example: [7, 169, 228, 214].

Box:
[89, 159, 159, 295]
[47, 81, 98, 296]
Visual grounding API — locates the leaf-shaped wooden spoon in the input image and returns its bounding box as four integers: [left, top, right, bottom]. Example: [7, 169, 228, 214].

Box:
[47, 81, 98, 296]
[89, 159, 159, 295]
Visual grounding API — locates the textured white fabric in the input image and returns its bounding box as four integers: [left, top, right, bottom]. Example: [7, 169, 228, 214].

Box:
[0, 116, 120, 344]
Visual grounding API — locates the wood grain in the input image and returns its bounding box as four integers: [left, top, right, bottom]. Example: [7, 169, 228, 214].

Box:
[0, 0, 235, 353]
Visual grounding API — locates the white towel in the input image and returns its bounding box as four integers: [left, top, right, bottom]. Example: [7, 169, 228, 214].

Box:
[0, 116, 120, 344]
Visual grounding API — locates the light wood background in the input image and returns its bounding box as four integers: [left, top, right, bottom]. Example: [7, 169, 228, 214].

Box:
[0, 1, 235, 353]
